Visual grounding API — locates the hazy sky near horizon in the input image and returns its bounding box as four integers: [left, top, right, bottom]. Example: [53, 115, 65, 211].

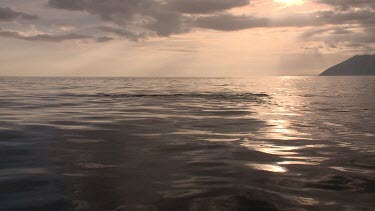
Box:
[0, 0, 374, 76]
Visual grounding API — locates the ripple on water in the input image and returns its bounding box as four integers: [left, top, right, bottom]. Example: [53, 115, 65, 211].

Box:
[306, 175, 367, 191]
[1, 77, 374, 211]
[330, 166, 374, 174]
[66, 139, 104, 144]
[155, 188, 290, 211]
[77, 163, 116, 169]
[241, 140, 302, 156]
[0, 168, 49, 177]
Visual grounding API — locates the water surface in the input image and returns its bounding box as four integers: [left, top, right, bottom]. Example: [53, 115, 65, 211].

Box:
[0, 77, 374, 210]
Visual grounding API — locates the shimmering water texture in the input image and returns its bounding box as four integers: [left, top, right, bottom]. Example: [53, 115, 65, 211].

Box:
[0, 77, 374, 211]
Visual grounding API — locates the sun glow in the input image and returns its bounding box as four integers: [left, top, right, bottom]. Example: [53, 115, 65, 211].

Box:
[274, 0, 305, 5]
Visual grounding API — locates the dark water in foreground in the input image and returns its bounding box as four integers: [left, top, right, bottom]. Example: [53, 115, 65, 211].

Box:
[0, 77, 374, 211]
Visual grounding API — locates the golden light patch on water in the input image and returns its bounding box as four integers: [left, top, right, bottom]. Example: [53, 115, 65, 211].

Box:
[260, 132, 305, 140]
[259, 118, 312, 140]
[283, 156, 329, 162]
[268, 119, 295, 140]
[272, 128, 292, 133]
[305, 144, 328, 148]
[241, 140, 303, 156]
[277, 160, 318, 165]
[247, 163, 287, 173]
[202, 138, 239, 143]
[293, 196, 319, 206]
[273, 107, 300, 116]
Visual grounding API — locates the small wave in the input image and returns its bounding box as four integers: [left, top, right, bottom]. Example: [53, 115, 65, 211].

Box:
[66, 138, 103, 144]
[306, 175, 366, 191]
[60, 92, 271, 102]
[0, 168, 49, 177]
[77, 163, 116, 169]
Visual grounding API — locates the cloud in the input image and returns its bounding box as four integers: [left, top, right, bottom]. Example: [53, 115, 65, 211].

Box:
[301, 25, 375, 47]
[47, 0, 375, 33]
[0, 0, 373, 53]
[96, 36, 114, 42]
[47, 0, 250, 16]
[0, 28, 90, 42]
[46, 0, 256, 39]
[166, 0, 250, 14]
[48, 0, 195, 38]
[314, 9, 375, 25]
[192, 5, 375, 53]
[195, 14, 269, 31]
[98, 26, 148, 41]
[195, 8, 375, 29]
[297, 8, 375, 50]
[0, 7, 37, 21]
[315, 0, 375, 10]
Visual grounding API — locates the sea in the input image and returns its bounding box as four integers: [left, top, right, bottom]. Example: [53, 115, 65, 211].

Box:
[0, 76, 374, 211]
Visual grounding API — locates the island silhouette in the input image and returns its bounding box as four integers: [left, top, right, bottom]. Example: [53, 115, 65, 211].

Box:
[320, 55, 375, 76]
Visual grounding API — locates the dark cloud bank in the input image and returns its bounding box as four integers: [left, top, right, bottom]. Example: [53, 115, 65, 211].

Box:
[0, 0, 374, 48]
[0, 7, 37, 21]
[315, 0, 375, 10]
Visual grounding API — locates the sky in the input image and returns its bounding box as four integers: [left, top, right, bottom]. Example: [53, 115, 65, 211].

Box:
[0, 0, 374, 77]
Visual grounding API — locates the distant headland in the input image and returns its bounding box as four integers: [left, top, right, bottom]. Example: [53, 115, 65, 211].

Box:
[320, 55, 375, 76]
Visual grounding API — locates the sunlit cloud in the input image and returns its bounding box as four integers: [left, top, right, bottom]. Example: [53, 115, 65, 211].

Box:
[274, 0, 305, 6]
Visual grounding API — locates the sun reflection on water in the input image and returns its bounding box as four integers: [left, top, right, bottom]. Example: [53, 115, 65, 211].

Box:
[256, 118, 312, 140]
[277, 160, 318, 165]
[241, 139, 302, 156]
[246, 163, 287, 173]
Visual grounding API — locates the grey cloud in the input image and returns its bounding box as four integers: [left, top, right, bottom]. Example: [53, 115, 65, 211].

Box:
[47, 0, 87, 11]
[316, 0, 375, 10]
[195, 14, 269, 31]
[48, 0, 194, 38]
[47, 0, 253, 39]
[0, 7, 37, 21]
[145, 10, 192, 36]
[48, 0, 251, 17]
[194, 9, 375, 30]
[96, 36, 114, 42]
[27, 33, 90, 42]
[300, 25, 375, 52]
[48, 0, 374, 39]
[166, 0, 250, 14]
[48, 0, 149, 20]
[193, 7, 375, 52]
[98, 26, 149, 41]
[0, 29, 90, 42]
[297, 8, 375, 48]
[300, 26, 354, 40]
[314, 9, 375, 25]
[330, 28, 353, 35]
[300, 27, 354, 41]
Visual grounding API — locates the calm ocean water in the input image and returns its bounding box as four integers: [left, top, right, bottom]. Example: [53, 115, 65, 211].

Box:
[0, 76, 374, 211]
